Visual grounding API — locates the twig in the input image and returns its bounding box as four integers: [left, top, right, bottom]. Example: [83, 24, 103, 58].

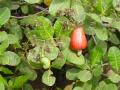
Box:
[11, 5, 49, 19]
[34, 5, 49, 14]
[92, 35, 97, 45]
[11, 12, 41, 19]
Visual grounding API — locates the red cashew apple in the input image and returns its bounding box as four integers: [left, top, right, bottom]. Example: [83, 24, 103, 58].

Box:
[70, 26, 87, 51]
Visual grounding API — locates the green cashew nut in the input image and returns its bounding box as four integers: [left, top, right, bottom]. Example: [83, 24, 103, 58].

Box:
[41, 57, 50, 69]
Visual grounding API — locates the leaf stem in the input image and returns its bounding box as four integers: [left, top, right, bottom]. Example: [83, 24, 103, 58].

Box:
[92, 35, 97, 45]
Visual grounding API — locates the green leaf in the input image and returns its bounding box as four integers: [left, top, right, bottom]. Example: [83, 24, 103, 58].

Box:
[97, 41, 107, 55]
[0, 66, 13, 74]
[95, 81, 107, 90]
[38, 16, 52, 28]
[0, 75, 7, 86]
[0, 0, 12, 8]
[105, 84, 117, 90]
[0, 51, 21, 66]
[83, 82, 92, 90]
[27, 46, 42, 69]
[23, 84, 33, 90]
[49, 0, 71, 16]
[13, 75, 29, 89]
[0, 82, 4, 90]
[108, 46, 120, 72]
[95, 81, 117, 90]
[66, 68, 80, 80]
[24, 0, 43, 4]
[84, 26, 96, 35]
[0, 31, 8, 42]
[92, 65, 103, 77]
[108, 32, 120, 45]
[73, 87, 84, 90]
[8, 80, 13, 89]
[94, 0, 112, 14]
[62, 49, 85, 66]
[71, 0, 86, 23]
[11, 4, 20, 10]
[0, 41, 9, 55]
[60, 36, 70, 50]
[113, 0, 120, 11]
[77, 70, 92, 82]
[32, 16, 54, 40]
[8, 19, 23, 40]
[87, 13, 101, 23]
[90, 46, 104, 66]
[66, 69, 92, 82]
[21, 5, 29, 14]
[101, 16, 113, 26]
[51, 53, 66, 69]
[0, 7, 10, 26]
[42, 70, 56, 86]
[44, 42, 59, 60]
[95, 27, 108, 41]
[0, 75, 8, 90]
[17, 61, 37, 80]
[88, 38, 94, 52]
[20, 15, 40, 26]
[107, 70, 120, 83]
[7, 34, 19, 44]
[54, 17, 63, 38]
[54, 17, 72, 38]
[111, 21, 120, 31]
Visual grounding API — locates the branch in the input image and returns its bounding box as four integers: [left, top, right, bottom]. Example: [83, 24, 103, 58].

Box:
[11, 5, 49, 19]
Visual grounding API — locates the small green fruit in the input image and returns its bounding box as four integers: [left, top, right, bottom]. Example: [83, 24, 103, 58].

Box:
[41, 57, 50, 69]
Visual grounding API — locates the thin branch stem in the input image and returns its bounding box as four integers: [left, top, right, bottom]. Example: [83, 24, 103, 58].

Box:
[11, 5, 49, 19]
